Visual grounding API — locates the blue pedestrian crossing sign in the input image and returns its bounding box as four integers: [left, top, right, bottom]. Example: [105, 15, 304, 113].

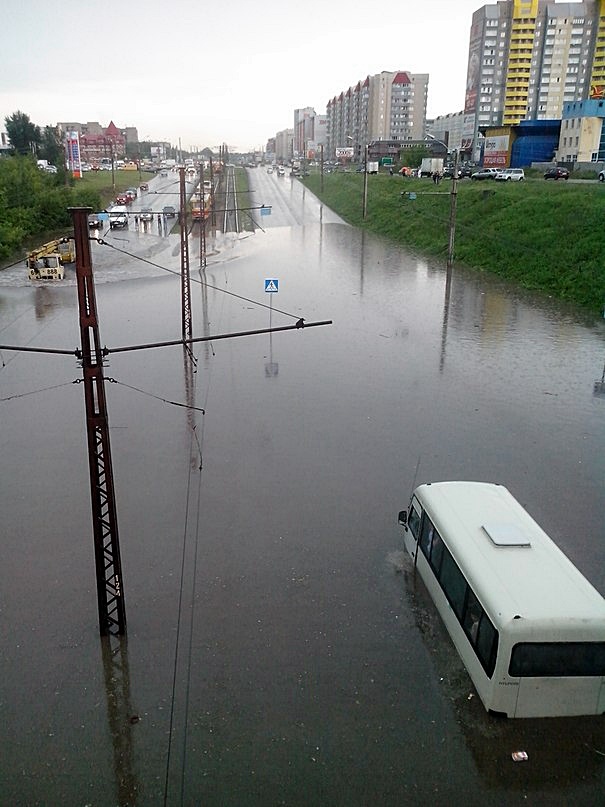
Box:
[264, 278, 279, 293]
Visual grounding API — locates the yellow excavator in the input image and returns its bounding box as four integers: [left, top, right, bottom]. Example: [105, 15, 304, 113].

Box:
[26, 238, 75, 281]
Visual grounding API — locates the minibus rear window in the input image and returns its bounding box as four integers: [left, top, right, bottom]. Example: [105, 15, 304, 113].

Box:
[509, 642, 605, 677]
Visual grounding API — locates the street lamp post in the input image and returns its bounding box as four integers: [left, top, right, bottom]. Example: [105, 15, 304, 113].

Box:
[447, 149, 458, 270]
[363, 143, 369, 220]
[426, 134, 457, 269]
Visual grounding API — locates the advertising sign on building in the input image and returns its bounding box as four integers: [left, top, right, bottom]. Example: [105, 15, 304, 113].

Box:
[483, 134, 510, 167]
[66, 131, 82, 179]
[463, 20, 482, 157]
[461, 113, 476, 152]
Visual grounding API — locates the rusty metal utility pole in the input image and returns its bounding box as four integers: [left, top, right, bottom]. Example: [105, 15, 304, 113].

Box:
[71, 207, 126, 636]
[179, 167, 192, 340]
[199, 163, 206, 268]
[209, 156, 216, 236]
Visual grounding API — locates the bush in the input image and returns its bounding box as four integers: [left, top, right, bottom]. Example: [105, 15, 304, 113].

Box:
[0, 155, 102, 263]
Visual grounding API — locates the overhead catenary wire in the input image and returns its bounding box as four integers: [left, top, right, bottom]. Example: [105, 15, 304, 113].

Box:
[103, 378, 205, 413]
[92, 237, 298, 320]
[0, 379, 77, 402]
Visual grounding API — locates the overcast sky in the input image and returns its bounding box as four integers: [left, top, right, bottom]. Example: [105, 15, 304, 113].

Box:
[2, 0, 482, 152]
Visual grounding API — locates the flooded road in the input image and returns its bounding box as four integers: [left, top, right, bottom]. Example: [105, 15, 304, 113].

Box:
[1, 184, 604, 806]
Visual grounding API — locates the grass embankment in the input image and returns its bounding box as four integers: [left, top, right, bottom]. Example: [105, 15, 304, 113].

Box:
[234, 166, 255, 232]
[301, 172, 605, 312]
[80, 169, 157, 207]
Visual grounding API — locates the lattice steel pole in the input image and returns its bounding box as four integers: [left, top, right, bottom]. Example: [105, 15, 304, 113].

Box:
[179, 167, 192, 340]
[71, 207, 126, 636]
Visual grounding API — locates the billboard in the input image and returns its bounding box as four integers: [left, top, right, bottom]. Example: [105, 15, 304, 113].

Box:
[465, 21, 482, 116]
[461, 113, 476, 152]
[463, 18, 482, 156]
[483, 134, 510, 167]
[66, 131, 82, 179]
[335, 147, 354, 159]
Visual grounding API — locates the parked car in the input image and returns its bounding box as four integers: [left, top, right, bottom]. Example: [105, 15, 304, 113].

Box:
[470, 168, 499, 181]
[443, 165, 473, 179]
[495, 168, 525, 182]
[598, 169, 605, 182]
[543, 167, 569, 180]
[162, 205, 176, 218]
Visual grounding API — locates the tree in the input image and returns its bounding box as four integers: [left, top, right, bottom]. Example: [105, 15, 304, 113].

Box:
[5, 110, 41, 155]
[400, 144, 430, 169]
[39, 125, 64, 167]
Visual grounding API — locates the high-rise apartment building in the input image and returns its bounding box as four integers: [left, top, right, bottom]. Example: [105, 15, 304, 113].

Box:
[326, 71, 428, 160]
[293, 108, 327, 157]
[464, 0, 605, 160]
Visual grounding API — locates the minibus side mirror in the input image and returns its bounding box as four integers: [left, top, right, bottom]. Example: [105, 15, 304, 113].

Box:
[398, 510, 407, 526]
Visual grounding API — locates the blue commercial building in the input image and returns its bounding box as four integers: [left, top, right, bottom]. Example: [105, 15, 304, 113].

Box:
[480, 120, 561, 167]
[509, 120, 560, 167]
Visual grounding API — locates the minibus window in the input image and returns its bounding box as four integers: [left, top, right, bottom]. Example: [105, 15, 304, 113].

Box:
[475, 615, 498, 677]
[408, 505, 421, 539]
[510, 642, 605, 677]
[439, 547, 466, 620]
[419, 518, 434, 559]
[430, 530, 444, 575]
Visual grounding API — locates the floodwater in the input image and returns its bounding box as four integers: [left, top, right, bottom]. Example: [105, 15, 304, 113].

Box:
[1, 182, 604, 806]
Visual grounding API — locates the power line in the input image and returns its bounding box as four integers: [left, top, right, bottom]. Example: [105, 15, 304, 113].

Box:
[106, 377, 205, 413]
[0, 379, 76, 402]
[94, 236, 295, 319]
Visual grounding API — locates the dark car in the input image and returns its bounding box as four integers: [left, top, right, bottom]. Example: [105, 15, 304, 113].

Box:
[470, 168, 499, 181]
[162, 205, 176, 218]
[444, 164, 474, 179]
[544, 167, 569, 180]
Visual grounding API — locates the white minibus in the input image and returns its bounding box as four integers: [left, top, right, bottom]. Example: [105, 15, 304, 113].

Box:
[398, 481, 605, 718]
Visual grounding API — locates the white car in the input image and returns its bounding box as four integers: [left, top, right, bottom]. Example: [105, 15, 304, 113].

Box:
[495, 168, 525, 181]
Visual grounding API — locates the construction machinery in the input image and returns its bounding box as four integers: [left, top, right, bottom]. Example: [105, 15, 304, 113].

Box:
[26, 238, 75, 281]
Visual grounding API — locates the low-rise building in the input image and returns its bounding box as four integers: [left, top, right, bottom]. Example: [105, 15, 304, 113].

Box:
[557, 99, 605, 163]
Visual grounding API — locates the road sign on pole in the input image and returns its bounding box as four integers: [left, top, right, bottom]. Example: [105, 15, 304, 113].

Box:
[264, 278, 279, 293]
